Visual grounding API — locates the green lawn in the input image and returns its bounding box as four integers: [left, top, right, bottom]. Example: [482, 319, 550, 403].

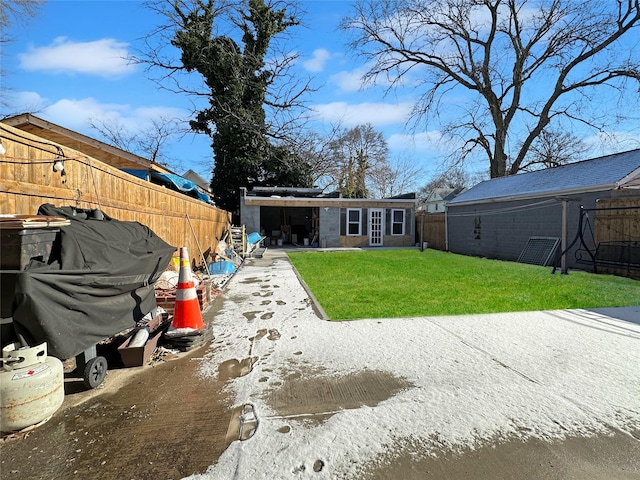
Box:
[287, 249, 640, 319]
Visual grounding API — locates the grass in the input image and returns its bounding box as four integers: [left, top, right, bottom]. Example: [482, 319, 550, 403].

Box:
[287, 249, 640, 319]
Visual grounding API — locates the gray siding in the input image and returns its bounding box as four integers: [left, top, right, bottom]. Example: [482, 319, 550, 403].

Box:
[447, 190, 635, 269]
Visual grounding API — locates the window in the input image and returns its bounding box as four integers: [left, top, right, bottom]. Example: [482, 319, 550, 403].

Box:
[347, 208, 361, 236]
[391, 209, 405, 235]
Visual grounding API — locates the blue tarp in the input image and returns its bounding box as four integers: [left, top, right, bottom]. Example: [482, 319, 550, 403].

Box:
[208, 261, 237, 275]
[151, 172, 214, 205]
[247, 232, 262, 245]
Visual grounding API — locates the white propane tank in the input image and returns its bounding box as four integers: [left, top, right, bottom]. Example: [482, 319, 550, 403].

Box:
[0, 342, 64, 433]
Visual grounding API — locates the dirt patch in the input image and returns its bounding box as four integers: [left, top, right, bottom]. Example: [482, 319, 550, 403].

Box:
[262, 366, 413, 425]
[355, 430, 640, 480]
[0, 346, 235, 480]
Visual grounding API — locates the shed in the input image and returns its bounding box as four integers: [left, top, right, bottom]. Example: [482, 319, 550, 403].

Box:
[240, 187, 416, 248]
[446, 149, 640, 271]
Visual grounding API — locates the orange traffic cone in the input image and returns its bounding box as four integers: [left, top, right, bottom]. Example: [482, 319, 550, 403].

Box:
[171, 247, 205, 330]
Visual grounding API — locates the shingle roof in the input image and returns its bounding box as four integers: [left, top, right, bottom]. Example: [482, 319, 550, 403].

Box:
[448, 149, 640, 205]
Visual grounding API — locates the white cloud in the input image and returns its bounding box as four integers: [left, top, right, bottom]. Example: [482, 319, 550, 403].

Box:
[312, 101, 412, 128]
[329, 68, 367, 92]
[389, 130, 449, 153]
[581, 131, 640, 157]
[2, 91, 48, 114]
[303, 48, 333, 72]
[39, 97, 187, 133]
[18, 37, 136, 78]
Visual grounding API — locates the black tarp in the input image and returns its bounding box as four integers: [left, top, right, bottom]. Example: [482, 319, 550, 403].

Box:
[11, 204, 175, 359]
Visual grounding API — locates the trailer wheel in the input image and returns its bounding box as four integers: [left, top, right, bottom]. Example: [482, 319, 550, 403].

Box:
[83, 356, 107, 389]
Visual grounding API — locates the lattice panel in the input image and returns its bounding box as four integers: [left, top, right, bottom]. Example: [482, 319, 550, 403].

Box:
[517, 237, 560, 266]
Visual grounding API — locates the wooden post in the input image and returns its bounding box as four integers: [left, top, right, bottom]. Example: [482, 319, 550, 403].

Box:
[561, 198, 568, 274]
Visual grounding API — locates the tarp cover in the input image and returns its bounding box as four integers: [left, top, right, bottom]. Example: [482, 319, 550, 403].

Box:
[11, 204, 176, 359]
[151, 172, 214, 204]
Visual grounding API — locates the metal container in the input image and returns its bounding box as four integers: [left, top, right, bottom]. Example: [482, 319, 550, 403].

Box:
[1, 342, 64, 432]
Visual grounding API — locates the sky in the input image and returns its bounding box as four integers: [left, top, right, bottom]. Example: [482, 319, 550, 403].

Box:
[2, 0, 640, 188]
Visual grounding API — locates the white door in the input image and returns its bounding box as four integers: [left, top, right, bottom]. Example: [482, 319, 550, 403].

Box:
[369, 208, 384, 246]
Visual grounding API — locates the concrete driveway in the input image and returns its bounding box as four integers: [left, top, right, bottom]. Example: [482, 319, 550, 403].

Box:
[2, 249, 638, 480]
[189, 249, 640, 479]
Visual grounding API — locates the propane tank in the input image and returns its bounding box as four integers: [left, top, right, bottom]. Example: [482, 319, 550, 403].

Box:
[0, 342, 64, 433]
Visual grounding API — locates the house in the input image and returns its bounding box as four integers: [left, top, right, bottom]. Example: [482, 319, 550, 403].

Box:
[446, 149, 640, 271]
[240, 187, 416, 248]
[419, 187, 464, 213]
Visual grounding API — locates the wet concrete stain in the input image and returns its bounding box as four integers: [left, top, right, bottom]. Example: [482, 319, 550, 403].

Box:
[0, 347, 235, 480]
[263, 367, 413, 426]
[218, 357, 258, 381]
[243, 310, 262, 321]
[250, 329, 268, 341]
[355, 431, 640, 480]
[225, 404, 259, 444]
[252, 291, 274, 297]
[267, 329, 281, 340]
[240, 277, 262, 284]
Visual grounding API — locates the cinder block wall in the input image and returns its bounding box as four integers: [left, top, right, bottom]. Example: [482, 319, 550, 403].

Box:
[446, 192, 608, 268]
[319, 207, 340, 247]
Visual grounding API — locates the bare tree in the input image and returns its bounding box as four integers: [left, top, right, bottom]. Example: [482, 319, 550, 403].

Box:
[0, 0, 44, 46]
[88, 116, 185, 170]
[519, 128, 587, 171]
[343, 0, 640, 178]
[369, 154, 422, 198]
[1, 0, 45, 110]
[418, 166, 472, 202]
[326, 123, 389, 198]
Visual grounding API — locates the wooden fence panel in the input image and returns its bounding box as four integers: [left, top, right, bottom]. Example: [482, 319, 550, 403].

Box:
[593, 196, 640, 279]
[0, 124, 231, 268]
[415, 212, 447, 250]
[595, 197, 640, 243]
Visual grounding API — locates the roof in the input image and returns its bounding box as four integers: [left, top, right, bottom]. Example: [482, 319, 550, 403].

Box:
[2, 113, 172, 173]
[424, 187, 464, 203]
[241, 187, 416, 208]
[449, 149, 640, 206]
[182, 169, 211, 191]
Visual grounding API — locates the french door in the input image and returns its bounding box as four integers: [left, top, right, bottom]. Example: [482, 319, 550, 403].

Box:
[369, 208, 384, 246]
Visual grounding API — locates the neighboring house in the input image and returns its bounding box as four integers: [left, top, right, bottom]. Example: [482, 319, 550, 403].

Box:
[446, 149, 640, 270]
[419, 187, 464, 213]
[240, 187, 416, 248]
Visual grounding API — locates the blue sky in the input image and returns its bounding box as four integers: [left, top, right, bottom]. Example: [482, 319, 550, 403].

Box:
[3, 0, 440, 184]
[3, 0, 640, 187]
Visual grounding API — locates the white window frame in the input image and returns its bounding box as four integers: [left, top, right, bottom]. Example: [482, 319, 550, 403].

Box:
[346, 208, 362, 236]
[391, 209, 405, 235]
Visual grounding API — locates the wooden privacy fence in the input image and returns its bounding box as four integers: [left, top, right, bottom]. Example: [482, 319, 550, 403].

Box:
[415, 211, 446, 250]
[0, 123, 231, 267]
[592, 196, 640, 278]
